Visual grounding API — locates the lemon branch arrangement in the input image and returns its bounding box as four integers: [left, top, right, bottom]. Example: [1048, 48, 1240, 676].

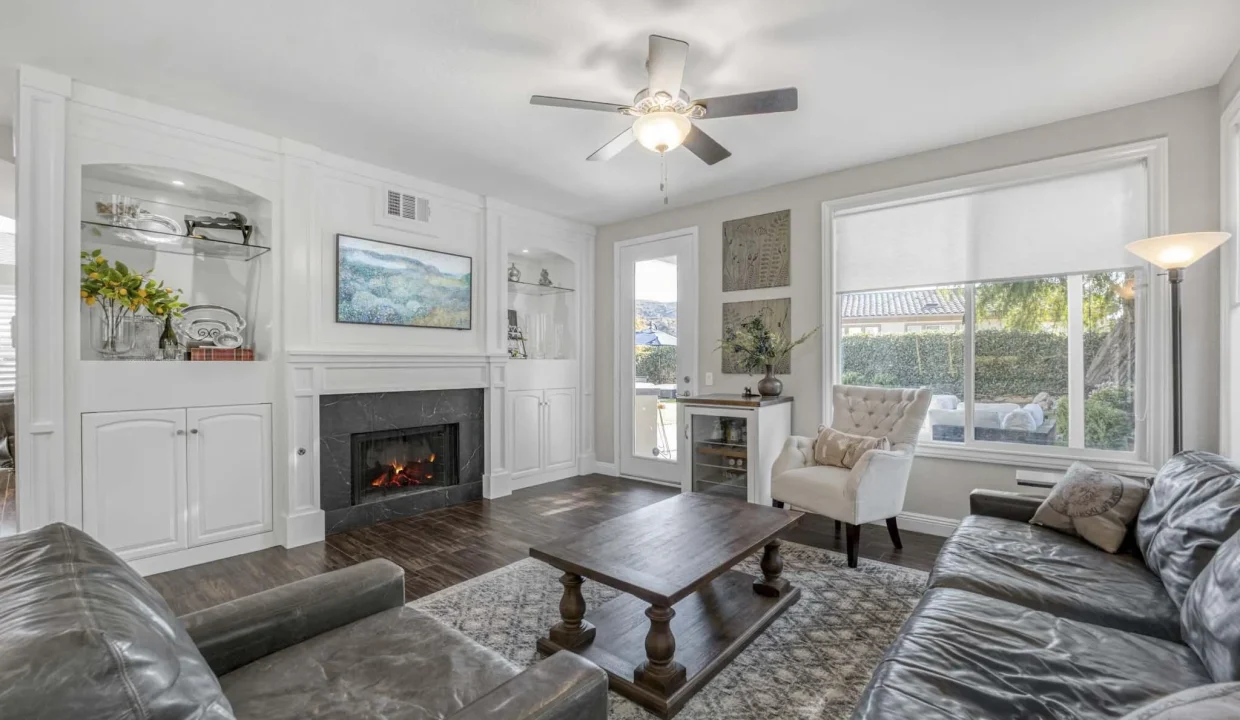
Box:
[80, 249, 187, 353]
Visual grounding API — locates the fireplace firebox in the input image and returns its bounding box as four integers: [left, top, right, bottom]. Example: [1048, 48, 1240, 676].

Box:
[350, 424, 459, 506]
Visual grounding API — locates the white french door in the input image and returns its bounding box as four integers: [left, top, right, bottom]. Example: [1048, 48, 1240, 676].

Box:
[617, 229, 697, 484]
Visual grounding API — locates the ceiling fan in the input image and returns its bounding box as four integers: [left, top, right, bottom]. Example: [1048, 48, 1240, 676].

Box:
[531, 35, 798, 166]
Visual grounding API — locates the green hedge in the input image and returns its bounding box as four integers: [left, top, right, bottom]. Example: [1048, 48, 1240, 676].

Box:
[840, 330, 1107, 399]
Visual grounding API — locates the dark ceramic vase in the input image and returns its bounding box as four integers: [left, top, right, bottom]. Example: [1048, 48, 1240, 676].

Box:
[757, 364, 782, 396]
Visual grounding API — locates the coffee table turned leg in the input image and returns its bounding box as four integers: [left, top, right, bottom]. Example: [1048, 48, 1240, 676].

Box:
[548, 572, 596, 649]
[633, 604, 687, 695]
[753, 539, 792, 597]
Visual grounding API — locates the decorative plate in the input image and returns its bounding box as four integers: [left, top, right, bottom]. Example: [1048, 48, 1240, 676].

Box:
[174, 305, 246, 348]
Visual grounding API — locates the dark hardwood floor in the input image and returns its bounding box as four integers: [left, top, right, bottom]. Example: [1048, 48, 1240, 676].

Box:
[148, 474, 945, 616]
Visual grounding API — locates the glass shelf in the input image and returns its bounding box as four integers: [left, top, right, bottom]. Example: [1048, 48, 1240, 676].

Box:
[508, 279, 575, 296]
[81, 221, 271, 261]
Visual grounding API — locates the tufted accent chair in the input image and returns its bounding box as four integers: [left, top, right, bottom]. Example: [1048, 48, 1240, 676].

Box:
[770, 385, 932, 567]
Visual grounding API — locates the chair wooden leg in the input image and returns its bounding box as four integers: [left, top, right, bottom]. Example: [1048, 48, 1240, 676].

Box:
[845, 523, 861, 568]
[834, 519, 841, 537]
[886, 517, 903, 550]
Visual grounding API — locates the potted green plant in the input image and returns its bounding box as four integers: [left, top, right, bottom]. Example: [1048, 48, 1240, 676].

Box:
[717, 316, 819, 396]
[80, 249, 187, 356]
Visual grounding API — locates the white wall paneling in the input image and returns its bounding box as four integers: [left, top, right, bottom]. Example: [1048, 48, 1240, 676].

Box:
[1221, 89, 1240, 455]
[15, 66, 70, 531]
[17, 65, 596, 572]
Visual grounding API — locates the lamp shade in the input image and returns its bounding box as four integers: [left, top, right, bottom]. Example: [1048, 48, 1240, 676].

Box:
[1125, 232, 1231, 270]
[633, 112, 691, 153]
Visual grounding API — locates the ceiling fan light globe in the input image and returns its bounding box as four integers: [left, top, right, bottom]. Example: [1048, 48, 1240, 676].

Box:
[633, 111, 691, 154]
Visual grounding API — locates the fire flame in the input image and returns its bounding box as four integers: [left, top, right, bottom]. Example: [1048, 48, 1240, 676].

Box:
[370, 456, 435, 488]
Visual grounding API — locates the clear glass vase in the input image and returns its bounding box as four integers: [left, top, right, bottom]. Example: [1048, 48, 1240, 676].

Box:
[128, 316, 163, 360]
[90, 304, 136, 357]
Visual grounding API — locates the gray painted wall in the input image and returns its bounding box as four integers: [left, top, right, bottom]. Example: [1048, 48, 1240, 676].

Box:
[595, 87, 1222, 522]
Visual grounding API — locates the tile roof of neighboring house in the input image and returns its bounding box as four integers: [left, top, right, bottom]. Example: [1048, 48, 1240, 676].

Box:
[841, 288, 966, 319]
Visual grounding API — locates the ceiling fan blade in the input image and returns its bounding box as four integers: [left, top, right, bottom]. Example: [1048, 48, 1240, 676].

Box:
[530, 95, 629, 113]
[587, 127, 636, 162]
[695, 88, 798, 118]
[647, 35, 689, 99]
[682, 125, 731, 165]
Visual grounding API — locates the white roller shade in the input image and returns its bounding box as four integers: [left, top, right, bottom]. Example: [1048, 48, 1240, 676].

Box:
[834, 160, 1148, 293]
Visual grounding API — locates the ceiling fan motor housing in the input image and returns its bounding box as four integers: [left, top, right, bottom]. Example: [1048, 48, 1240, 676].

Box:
[628, 88, 705, 119]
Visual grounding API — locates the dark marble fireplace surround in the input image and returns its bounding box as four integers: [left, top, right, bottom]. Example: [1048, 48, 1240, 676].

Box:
[320, 389, 484, 534]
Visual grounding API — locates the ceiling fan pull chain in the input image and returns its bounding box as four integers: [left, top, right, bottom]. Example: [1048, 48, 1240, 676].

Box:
[661, 152, 669, 205]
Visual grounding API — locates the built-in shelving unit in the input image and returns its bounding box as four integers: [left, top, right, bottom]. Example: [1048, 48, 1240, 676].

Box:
[82, 221, 271, 261]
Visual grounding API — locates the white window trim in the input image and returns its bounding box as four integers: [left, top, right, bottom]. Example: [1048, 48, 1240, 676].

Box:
[823, 139, 1170, 476]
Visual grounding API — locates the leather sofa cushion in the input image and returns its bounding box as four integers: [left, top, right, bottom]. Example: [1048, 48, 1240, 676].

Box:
[851, 588, 1214, 720]
[220, 605, 520, 719]
[0, 523, 234, 719]
[1180, 529, 1240, 683]
[929, 515, 1182, 642]
[1119, 682, 1240, 719]
[1137, 451, 1240, 607]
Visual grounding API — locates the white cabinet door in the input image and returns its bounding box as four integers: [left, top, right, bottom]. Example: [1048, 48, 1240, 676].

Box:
[82, 409, 187, 560]
[509, 390, 545, 479]
[544, 388, 576, 472]
[186, 404, 273, 546]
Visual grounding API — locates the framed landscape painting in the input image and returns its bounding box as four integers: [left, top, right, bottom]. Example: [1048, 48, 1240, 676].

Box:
[336, 234, 472, 330]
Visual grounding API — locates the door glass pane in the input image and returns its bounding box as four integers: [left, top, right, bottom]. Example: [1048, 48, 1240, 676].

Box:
[974, 276, 1067, 446]
[691, 414, 748, 499]
[632, 256, 678, 461]
[1082, 271, 1137, 451]
[838, 285, 965, 443]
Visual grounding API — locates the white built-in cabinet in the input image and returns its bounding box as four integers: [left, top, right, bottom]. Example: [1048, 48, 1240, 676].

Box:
[508, 387, 577, 485]
[82, 404, 272, 561]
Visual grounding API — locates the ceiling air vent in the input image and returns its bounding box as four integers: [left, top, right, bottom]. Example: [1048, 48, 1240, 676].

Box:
[384, 189, 430, 223]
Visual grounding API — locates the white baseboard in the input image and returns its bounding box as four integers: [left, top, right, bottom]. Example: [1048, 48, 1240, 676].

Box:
[282, 509, 326, 548]
[128, 532, 280, 577]
[593, 461, 618, 476]
[874, 511, 960, 538]
[510, 465, 578, 491]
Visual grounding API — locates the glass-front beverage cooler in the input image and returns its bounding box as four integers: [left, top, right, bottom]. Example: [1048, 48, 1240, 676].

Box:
[689, 412, 751, 501]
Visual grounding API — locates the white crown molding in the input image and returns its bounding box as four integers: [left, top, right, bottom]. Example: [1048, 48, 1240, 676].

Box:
[17, 64, 71, 96]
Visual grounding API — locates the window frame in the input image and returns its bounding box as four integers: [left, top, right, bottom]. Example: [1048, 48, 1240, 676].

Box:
[823, 140, 1169, 475]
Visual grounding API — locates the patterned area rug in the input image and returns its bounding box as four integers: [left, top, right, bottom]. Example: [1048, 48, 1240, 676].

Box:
[411, 542, 927, 719]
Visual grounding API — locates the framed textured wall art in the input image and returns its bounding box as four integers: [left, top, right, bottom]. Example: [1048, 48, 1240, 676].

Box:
[721, 298, 792, 374]
[722, 209, 791, 292]
[336, 234, 472, 329]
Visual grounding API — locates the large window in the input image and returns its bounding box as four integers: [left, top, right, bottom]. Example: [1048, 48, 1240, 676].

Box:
[829, 144, 1162, 469]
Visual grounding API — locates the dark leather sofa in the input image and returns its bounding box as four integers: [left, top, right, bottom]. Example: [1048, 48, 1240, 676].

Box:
[0, 523, 608, 719]
[852, 450, 1240, 719]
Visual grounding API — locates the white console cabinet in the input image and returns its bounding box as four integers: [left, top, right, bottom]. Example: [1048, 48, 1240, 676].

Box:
[82, 404, 273, 562]
[508, 386, 577, 487]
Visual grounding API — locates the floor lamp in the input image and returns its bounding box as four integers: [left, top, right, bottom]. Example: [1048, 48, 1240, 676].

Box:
[1125, 232, 1231, 454]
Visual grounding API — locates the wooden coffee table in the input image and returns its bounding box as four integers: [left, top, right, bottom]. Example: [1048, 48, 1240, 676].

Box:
[530, 493, 803, 718]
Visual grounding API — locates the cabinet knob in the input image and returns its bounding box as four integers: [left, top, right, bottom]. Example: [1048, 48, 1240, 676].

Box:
[190, 428, 199, 435]
[297, 448, 307, 456]
[176, 429, 185, 436]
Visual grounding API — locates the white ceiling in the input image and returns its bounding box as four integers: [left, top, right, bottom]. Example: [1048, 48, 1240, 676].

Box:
[1, 0, 1238, 225]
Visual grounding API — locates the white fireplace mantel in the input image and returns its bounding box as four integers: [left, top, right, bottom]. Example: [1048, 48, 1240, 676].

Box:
[283, 350, 512, 548]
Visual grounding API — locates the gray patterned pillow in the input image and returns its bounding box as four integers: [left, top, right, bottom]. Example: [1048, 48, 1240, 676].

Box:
[1031, 462, 1148, 553]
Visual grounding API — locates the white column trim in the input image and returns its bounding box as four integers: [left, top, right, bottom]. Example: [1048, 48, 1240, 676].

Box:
[15, 66, 70, 531]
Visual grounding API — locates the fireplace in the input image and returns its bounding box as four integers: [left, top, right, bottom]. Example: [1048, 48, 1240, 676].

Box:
[320, 389, 485, 534]
[351, 424, 459, 506]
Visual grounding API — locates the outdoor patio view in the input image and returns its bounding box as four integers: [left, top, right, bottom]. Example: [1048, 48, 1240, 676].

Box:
[633, 256, 679, 461]
[839, 271, 1137, 453]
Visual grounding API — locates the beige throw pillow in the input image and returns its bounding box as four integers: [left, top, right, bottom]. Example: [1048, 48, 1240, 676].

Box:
[814, 426, 890, 469]
[1031, 462, 1148, 553]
